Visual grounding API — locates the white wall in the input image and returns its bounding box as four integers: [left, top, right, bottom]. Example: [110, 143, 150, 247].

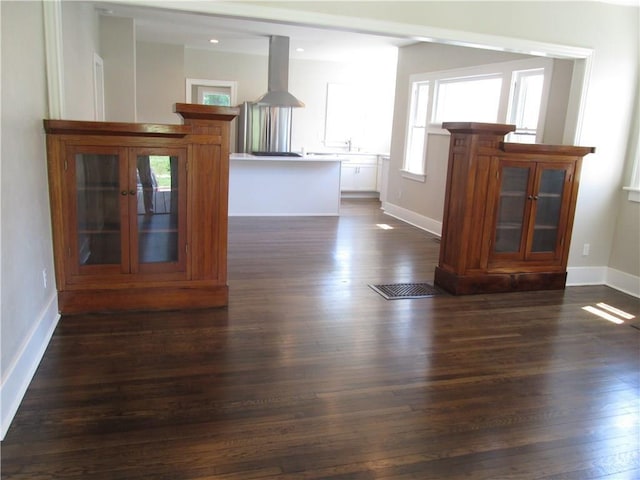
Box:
[136, 41, 185, 124]
[609, 80, 640, 282]
[1, 0, 58, 438]
[543, 59, 574, 145]
[100, 15, 136, 122]
[62, 1, 100, 120]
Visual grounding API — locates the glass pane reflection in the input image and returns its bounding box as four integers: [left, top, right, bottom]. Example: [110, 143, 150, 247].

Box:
[75, 153, 121, 265]
[532, 169, 565, 252]
[136, 155, 179, 263]
[495, 166, 529, 253]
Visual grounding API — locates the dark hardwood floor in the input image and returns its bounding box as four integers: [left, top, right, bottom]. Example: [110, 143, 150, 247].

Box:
[2, 199, 639, 479]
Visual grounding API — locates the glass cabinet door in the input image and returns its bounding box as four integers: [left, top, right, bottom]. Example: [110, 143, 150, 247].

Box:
[72, 148, 127, 271]
[529, 164, 572, 255]
[131, 149, 187, 274]
[494, 163, 531, 254]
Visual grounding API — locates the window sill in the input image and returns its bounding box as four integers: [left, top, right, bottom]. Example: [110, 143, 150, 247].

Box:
[623, 186, 640, 203]
[401, 170, 426, 182]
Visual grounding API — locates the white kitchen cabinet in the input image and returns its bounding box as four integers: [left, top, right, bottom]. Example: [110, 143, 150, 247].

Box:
[340, 155, 379, 192]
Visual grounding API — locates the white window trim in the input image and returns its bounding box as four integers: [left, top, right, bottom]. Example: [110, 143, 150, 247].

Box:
[402, 57, 554, 180]
[622, 101, 640, 202]
[623, 156, 640, 202]
[402, 78, 432, 178]
[43, 0, 65, 119]
[400, 169, 427, 182]
[185, 78, 237, 106]
[93, 53, 105, 121]
[507, 68, 549, 143]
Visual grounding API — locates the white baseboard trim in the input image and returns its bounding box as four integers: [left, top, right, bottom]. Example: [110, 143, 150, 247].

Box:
[1, 294, 60, 440]
[605, 267, 640, 298]
[382, 201, 442, 237]
[566, 266, 608, 287]
[566, 266, 640, 297]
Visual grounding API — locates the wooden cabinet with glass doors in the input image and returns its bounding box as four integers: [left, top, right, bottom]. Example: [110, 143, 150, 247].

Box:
[45, 104, 238, 314]
[434, 122, 594, 295]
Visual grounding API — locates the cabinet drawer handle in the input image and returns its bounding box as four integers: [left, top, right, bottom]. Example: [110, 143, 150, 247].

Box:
[129, 190, 137, 196]
[121, 190, 128, 196]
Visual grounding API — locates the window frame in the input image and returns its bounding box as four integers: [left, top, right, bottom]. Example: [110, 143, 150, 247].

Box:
[402, 58, 554, 181]
[432, 72, 505, 125]
[185, 78, 237, 106]
[506, 68, 549, 143]
[622, 128, 640, 202]
[402, 79, 432, 181]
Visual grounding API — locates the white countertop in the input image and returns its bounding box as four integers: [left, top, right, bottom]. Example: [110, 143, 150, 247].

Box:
[230, 153, 345, 162]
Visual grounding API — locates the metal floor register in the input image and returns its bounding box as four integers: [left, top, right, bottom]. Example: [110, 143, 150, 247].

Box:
[368, 282, 445, 300]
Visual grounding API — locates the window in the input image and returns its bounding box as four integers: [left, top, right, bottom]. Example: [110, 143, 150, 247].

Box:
[433, 74, 502, 124]
[507, 69, 545, 143]
[185, 78, 237, 107]
[200, 90, 231, 106]
[404, 81, 430, 176]
[623, 123, 640, 202]
[324, 83, 357, 148]
[402, 59, 553, 179]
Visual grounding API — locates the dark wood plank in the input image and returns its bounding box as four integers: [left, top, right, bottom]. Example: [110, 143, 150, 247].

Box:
[2, 199, 638, 479]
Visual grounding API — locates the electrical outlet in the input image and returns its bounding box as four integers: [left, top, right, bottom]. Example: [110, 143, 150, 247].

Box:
[42, 269, 47, 289]
[582, 243, 590, 256]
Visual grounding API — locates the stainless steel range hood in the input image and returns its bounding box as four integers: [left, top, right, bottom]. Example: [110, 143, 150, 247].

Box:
[255, 36, 305, 108]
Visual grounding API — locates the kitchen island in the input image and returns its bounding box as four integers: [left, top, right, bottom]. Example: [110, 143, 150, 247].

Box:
[229, 153, 343, 216]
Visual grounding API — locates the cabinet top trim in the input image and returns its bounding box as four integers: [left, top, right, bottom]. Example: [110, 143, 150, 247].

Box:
[500, 142, 595, 157]
[174, 103, 239, 122]
[43, 119, 191, 138]
[442, 122, 516, 135]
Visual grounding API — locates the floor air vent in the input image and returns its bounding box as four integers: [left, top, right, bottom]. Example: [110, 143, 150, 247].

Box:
[368, 282, 445, 300]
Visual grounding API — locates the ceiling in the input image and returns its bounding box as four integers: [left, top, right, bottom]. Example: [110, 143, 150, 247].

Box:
[95, 2, 416, 62]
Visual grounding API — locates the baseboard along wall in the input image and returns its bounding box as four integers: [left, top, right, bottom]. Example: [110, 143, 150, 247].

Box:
[1, 294, 60, 440]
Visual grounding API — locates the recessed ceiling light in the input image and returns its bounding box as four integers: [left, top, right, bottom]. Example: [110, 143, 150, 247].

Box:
[296, 47, 304, 52]
[209, 38, 219, 44]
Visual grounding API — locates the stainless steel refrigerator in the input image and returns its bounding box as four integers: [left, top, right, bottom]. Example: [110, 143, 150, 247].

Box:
[236, 101, 294, 154]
